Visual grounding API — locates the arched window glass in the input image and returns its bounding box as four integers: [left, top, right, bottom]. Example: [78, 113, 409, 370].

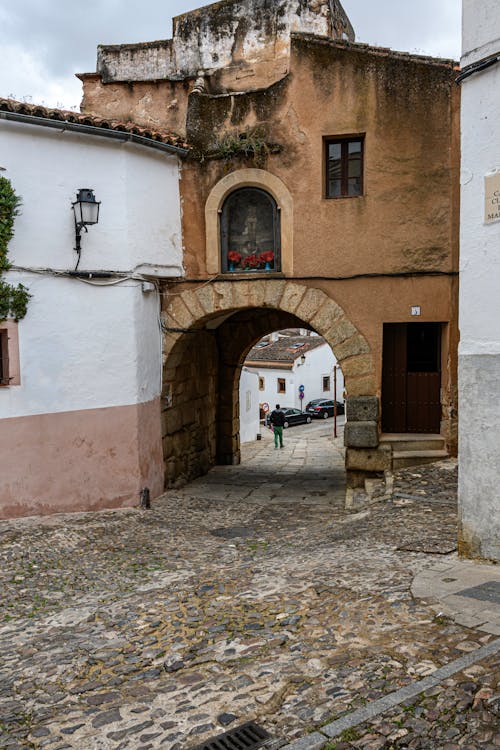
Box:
[220, 188, 281, 272]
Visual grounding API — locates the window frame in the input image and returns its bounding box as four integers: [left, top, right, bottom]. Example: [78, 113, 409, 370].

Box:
[0, 330, 9, 385]
[258, 376, 265, 391]
[220, 187, 281, 274]
[324, 135, 365, 200]
[277, 378, 286, 394]
[322, 375, 331, 392]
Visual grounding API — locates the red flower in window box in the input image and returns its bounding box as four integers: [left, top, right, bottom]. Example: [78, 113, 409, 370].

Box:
[227, 251, 242, 264]
[259, 251, 275, 264]
[242, 253, 262, 269]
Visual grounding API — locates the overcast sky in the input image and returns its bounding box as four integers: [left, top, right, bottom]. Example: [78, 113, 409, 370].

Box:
[0, 0, 462, 110]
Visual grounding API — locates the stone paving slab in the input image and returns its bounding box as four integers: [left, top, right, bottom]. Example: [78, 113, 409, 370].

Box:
[0, 425, 498, 749]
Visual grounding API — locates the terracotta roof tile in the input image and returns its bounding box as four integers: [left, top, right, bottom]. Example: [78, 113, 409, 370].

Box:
[246, 335, 326, 364]
[0, 98, 189, 150]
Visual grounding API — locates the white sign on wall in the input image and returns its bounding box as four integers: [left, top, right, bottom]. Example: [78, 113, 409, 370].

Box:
[485, 172, 500, 224]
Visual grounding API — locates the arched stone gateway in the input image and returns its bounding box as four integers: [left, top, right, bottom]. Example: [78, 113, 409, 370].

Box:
[161, 279, 380, 488]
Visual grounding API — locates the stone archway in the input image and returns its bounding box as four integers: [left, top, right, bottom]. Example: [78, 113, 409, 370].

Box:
[161, 279, 379, 487]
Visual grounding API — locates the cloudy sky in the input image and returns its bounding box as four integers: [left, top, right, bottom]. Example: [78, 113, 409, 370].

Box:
[0, 0, 462, 110]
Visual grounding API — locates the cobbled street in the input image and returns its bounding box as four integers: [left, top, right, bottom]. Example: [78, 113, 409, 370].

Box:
[0, 422, 498, 750]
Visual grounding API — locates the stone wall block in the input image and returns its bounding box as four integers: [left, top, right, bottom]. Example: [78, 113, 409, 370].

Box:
[295, 287, 329, 323]
[346, 445, 390, 472]
[333, 334, 370, 361]
[347, 374, 377, 397]
[346, 396, 379, 422]
[344, 420, 379, 448]
[279, 281, 308, 315]
[341, 354, 373, 379]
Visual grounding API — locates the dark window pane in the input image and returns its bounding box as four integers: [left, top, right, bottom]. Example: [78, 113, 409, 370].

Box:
[407, 324, 440, 372]
[326, 137, 364, 198]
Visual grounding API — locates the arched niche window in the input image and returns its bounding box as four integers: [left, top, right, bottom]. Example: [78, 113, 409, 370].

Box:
[220, 188, 281, 273]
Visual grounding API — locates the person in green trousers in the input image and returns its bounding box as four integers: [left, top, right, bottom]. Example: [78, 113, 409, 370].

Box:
[269, 404, 285, 449]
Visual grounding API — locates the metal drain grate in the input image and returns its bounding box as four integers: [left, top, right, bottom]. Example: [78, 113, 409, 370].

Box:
[192, 721, 271, 750]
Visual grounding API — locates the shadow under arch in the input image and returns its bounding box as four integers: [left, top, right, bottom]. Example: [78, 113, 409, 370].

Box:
[161, 279, 376, 487]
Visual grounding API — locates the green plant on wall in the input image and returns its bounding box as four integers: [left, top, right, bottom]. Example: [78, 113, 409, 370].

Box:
[212, 126, 281, 168]
[0, 175, 30, 321]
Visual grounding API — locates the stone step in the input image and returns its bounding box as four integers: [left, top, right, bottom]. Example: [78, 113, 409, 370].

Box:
[392, 449, 449, 470]
[380, 434, 445, 452]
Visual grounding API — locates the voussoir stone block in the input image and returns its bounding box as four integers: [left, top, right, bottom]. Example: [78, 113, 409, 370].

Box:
[168, 299, 195, 330]
[280, 282, 308, 314]
[232, 281, 252, 308]
[344, 420, 379, 448]
[346, 396, 379, 422]
[263, 279, 286, 308]
[295, 287, 329, 322]
[310, 300, 343, 334]
[195, 285, 217, 314]
[327, 318, 358, 346]
[334, 334, 371, 361]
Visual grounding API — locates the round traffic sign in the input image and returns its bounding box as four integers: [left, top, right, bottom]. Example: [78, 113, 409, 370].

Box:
[299, 392, 304, 399]
[262, 402, 270, 413]
[298, 385, 305, 392]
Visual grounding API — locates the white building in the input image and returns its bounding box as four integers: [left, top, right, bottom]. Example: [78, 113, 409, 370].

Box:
[239, 366, 261, 444]
[458, 2, 500, 560]
[0, 99, 186, 518]
[243, 333, 344, 420]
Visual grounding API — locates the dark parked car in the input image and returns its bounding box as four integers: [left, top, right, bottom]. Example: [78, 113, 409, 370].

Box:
[305, 399, 345, 418]
[266, 408, 312, 428]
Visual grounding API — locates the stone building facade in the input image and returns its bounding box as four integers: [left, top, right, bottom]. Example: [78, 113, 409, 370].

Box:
[80, 0, 460, 491]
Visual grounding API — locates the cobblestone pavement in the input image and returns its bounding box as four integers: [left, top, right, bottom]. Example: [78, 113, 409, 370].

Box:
[0, 422, 498, 750]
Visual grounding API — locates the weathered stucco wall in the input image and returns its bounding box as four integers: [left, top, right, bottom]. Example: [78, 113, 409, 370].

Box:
[93, 0, 354, 86]
[458, 0, 500, 561]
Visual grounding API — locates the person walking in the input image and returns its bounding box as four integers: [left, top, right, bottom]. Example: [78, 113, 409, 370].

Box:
[269, 404, 285, 449]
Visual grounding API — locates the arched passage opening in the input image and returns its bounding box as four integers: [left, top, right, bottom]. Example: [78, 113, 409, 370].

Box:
[161, 280, 378, 489]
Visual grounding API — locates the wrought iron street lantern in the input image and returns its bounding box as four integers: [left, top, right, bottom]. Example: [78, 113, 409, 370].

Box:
[71, 189, 100, 269]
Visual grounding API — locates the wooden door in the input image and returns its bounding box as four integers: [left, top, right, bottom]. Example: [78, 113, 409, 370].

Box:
[382, 323, 441, 434]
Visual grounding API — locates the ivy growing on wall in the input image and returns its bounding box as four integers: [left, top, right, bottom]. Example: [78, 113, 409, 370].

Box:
[0, 176, 30, 321]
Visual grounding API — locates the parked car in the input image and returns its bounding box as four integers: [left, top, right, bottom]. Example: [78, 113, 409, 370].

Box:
[266, 408, 312, 428]
[305, 399, 345, 418]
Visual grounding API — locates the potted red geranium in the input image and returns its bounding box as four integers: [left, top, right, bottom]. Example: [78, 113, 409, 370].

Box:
[259, 251, 275, 270]
[227, 250, 242, 271]
[241, 253, 261, 270]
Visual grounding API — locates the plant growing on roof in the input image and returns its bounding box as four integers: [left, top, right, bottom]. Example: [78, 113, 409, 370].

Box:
[0, 176, 30, 321]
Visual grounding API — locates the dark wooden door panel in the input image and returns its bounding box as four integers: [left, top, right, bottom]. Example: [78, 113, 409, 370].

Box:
[382, 323, 442, 434]
[407, 372, 441, 433]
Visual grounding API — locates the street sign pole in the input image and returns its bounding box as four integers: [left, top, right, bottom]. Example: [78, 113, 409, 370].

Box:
[333, 365, 338, 438]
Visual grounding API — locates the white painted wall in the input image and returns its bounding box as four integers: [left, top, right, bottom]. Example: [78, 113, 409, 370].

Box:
[0, 120, 183, 275]
[0, 119, 183, 419]
[239, 367, 261, 444]
[459, 0, 500, 561]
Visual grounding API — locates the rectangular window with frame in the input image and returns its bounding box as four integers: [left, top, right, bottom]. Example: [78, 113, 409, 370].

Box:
[277, 378, 286, 394]
[326, 137, 364, 198]
[323, 376, 330, 391]
[259, 376, 265, 391]
[0, 330, 10, 385]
